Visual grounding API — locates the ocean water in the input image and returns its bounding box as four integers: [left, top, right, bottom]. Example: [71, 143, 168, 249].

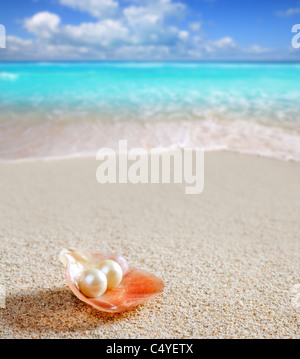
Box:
[0, 62, 300, 161]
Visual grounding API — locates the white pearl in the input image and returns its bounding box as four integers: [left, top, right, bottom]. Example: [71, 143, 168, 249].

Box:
[78, 268, 107, 298]
[98, 260, 123, 290]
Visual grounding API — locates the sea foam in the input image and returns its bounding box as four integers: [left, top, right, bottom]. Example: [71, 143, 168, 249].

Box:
[0, 72, 18, 80]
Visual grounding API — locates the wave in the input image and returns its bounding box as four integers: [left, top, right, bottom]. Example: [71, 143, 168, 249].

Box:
[0, 72, 18, 80]
[0, 118, 299, 162]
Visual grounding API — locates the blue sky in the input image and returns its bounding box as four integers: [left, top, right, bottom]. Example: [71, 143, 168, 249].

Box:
[0, 0, 300, 61]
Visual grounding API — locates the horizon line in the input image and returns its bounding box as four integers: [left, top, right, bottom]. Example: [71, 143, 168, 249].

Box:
[0, 60, 300, 64]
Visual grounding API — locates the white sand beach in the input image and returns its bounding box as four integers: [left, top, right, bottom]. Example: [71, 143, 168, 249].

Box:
[0, 152, 300, 338]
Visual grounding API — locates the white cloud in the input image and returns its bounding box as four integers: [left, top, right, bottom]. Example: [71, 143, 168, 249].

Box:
[275, 8, 300, 17]
[188, 36, 273, 59]
[203, 37, 236, 53]
[1, 1, 280, 61]
[189, 22, 201, 31]
[178, 30, 189, 41]
[62, 20, 129, 47]
[5, 36, 33, 54]
[123, 0, 186, 46]
[59, 0, 119, 19]
[212, 37, 236, 48]
[24, 12, 61, 37]
[245, 45, 273, 54]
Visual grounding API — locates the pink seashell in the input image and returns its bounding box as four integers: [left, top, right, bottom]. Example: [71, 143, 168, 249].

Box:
[59, 248, 164, 313]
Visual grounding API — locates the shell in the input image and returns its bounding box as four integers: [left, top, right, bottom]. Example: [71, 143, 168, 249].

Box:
[59, 248, 164, 313]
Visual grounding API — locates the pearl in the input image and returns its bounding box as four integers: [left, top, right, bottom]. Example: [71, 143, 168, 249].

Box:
[78, 268, 107, 298]
[98, 260, 123, 290]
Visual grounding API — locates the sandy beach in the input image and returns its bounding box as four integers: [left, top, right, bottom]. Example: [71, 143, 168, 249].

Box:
[0, 151, 299, 339]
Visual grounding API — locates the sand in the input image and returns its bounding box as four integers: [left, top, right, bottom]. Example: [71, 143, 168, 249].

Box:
[0, 152, 299, 339]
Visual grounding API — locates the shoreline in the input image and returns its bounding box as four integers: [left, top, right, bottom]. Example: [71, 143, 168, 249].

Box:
[1, 151, 300, 338]
[1, 148, 299, 165]
[1, 118, 300, 163]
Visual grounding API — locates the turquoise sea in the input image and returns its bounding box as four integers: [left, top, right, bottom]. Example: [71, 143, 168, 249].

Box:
[0, 62, 300, 160]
